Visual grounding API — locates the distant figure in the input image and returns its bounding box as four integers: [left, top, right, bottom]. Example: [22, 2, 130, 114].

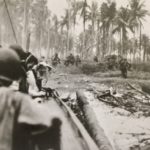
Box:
[119, 58, 130, 78]
[75, 55, 81, 66]
[52, 53, 61, 67]
[94, 56, 98, 62]
[64, 53, 75, 66]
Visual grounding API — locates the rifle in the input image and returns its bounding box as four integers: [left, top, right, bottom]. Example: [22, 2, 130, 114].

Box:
[42, 87, 60, 100]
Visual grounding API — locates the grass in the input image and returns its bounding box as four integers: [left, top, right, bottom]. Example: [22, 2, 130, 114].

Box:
[55, 62, 150, 81]
[79, 62, 150, 80]
[132, 63, 150, 72]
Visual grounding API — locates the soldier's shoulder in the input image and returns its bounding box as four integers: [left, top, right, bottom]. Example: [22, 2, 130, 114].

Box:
[0, 87, 32, 104]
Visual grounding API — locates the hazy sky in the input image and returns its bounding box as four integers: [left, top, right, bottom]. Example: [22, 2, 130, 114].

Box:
[47, 0, 150, 36]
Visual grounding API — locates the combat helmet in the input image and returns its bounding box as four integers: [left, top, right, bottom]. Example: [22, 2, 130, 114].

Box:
[0, 48, 26, 82]
[9, 44, 27, 60]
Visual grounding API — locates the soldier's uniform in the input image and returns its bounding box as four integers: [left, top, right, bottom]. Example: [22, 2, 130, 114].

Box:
[65, 54, 75, 66]
[119, 58, 129, 78]
[75, 55, 81, 66]
[9, 45, 46, 97]
[94, 56, 98, 62]
[52, 53, 60, 67]
[0, 48, 61, 150]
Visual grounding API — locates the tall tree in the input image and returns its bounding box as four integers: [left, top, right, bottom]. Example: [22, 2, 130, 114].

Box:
[60, 9, 70, 53]
[31, 0, 49, 56]
[22, 0, 29, 51]
[70, 0, 82, 30]
[129, 0, 148, 51]
[87, 1, 99, 56]
[88, 1, 99, 32]
[141, 34, 150, 62]
[79, 0, 89, 58]
[100, 1, 117, 56]
[0, 0, 19, 44]
[113, 7, 132, 56]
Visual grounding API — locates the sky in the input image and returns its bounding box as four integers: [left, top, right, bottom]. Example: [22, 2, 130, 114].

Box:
[47, 0, 150, 37]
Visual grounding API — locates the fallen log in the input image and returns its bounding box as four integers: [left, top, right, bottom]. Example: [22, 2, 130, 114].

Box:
[76, 91, 115, 150]
[127, 82, 150, 99]
[139, 82, 150, 96]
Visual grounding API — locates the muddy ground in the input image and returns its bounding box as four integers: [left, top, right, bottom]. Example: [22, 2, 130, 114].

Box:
[46, 65, 150, 150]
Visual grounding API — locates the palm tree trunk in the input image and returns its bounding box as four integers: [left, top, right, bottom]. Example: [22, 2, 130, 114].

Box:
[38, 27, 42, 58]
[139, 22, 142, 52]
[67, 30, 70, 52]
[82, 15, 86, 59]
[22, 0, 29, 51]
[0, 24, 1, 44]
[96, 20, 100, 57]
[26, 32, 30, 52]
[47, 30, 50, 59]
[133, 29, 136, 62]
[67, 2, 71, 53]
[120, 28, 122, 56]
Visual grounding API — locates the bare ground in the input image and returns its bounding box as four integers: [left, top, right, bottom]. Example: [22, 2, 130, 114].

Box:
[46, 65, 150, 150]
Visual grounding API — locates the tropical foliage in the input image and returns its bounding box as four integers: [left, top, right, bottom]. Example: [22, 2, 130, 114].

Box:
[0, 0, 149, 62]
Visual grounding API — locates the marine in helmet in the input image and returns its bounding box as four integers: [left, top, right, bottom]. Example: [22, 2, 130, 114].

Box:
[0, 48, 61, 150]
[119, 58, 130, 78]
[9, 44, 46, 97]
[75, 55, 81, 66]
[93, 56, 98, 63]
[0, 48, 26, 84]
[64, 53, 75, 66]
[52, 53, 61, 67]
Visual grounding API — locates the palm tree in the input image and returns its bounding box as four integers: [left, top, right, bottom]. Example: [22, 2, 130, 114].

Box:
[60, 9, 70, 54]
[31, 0, 49, 56]
[70, 0, 82, 30]
[129, 0, 149, 51]
[100, 1, 117, 56]
[88, 1, 99, 32]
[96, 11, 101, 57]
[22, 0, 30, 50]
[78, 0, 89, 58]
[141, 34, 150, 62]
[100, 2, 109, 56]
[88, 1, 99, 56]
[0, 0, 19, 44]
[113, 7, 132, 56]
[80, 0, 89, 32]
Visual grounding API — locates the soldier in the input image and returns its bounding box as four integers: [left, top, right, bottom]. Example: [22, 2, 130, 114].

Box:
[9, 44, 45, 97]
[75, 55, 81, 66]
[34, 61, 53, 90]
[94, 56, 98, 62]
[0, 48, 61, 150]
[9, 45, 28, 93]
[52, 53, 61, 67]
[119, 58, 129, 78]
[64, 53, 75, 66]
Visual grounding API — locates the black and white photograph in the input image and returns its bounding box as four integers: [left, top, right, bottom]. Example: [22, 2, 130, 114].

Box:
[0, 0, 150, 150]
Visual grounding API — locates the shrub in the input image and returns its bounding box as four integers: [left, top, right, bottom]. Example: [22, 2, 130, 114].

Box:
[80, 63, 107, 74]
[132, 63, 150, 72]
